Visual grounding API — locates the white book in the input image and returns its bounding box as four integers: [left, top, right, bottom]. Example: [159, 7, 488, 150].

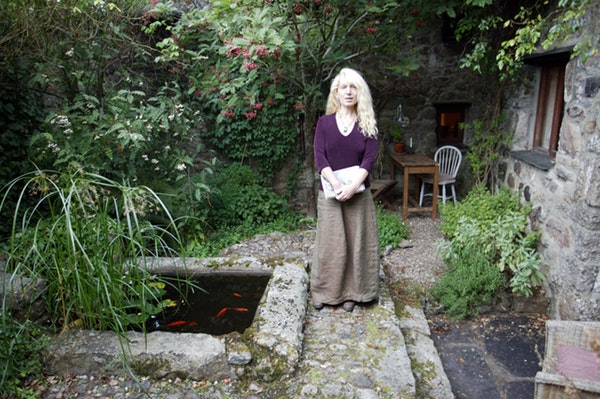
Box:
[320, 165, 366, 200]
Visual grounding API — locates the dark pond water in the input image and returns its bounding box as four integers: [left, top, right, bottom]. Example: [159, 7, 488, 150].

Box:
[146, 274, 270, 335]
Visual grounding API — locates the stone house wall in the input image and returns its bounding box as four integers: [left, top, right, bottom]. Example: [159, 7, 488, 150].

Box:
[498, 4, 600, 320]
[356, 27, 498, 195]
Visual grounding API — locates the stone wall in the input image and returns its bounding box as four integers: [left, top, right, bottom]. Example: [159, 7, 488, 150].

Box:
[372, 28, 497, 194]
[498, 4, 600, 320]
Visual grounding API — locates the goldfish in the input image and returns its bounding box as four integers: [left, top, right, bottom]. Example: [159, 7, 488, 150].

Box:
[165, 320, 187, 328]
[215, 307, 249, 318]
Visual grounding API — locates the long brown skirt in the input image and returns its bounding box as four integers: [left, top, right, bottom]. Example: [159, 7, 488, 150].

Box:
[311, 190, 379, 305]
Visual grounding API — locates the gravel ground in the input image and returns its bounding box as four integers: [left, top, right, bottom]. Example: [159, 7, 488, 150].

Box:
[383, 215, 446, 289]
[28, 214, 446, 398]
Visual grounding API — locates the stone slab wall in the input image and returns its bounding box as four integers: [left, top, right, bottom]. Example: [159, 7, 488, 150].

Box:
[498, 4, 600, 320]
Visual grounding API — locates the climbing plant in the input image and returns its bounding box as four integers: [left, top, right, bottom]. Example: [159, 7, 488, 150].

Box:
[454, 0, 596, 82]
[147, 0, 426, 215]
[461, 115, 513, 189]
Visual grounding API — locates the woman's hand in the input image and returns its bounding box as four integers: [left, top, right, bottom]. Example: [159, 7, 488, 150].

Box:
[335, 183, 359, 201]
[335, 167, 368, 201]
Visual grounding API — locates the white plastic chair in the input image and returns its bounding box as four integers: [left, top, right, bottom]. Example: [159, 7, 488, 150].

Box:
[419, 145, 462, 206]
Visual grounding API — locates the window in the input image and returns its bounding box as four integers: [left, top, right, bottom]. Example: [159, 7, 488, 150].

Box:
[533, 62, 566, 158]
[524, 49, 571, 159]
[434, 102, 470, 145]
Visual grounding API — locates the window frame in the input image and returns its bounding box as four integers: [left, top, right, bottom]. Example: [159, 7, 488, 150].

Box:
[532, 61, 566, 158]
[524, 48, 571, 160]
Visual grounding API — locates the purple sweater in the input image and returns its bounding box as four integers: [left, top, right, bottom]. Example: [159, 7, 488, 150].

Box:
[314, 113, 378, 190]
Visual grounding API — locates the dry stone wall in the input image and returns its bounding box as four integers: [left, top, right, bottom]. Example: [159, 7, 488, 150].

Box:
[499, 4, 600, 320]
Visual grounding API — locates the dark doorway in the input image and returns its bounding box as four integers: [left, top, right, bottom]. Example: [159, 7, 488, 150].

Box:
[434, 102, 470, 145]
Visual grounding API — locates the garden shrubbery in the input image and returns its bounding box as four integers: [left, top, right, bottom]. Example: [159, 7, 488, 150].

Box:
[433, 187, 544, 319]
[377, 206, 409, 251]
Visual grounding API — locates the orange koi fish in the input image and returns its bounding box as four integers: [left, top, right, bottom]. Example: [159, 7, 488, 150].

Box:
[231, 307, 248, 312]
[165, 320, 186, 328]
[232, 292, 242, 298]
[215, 307, 228, 318]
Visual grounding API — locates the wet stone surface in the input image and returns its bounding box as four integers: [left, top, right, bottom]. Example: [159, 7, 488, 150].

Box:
[429, 313, 547, 399]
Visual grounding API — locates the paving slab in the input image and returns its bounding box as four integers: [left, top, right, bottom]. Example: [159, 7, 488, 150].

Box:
[272, 280, 418, 398]
[429, 313, 547, 399]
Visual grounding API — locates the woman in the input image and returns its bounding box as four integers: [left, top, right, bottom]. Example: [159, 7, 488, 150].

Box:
[312, 68, 379, 312]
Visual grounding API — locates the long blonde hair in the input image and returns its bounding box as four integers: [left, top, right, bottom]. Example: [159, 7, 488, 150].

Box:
[325, 68, 378, 138]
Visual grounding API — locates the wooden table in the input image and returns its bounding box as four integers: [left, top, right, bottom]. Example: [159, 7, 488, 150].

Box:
[389, 153, 439, 220]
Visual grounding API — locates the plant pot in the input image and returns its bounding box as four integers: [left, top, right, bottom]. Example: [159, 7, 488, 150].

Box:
[393, 142, 406, 154]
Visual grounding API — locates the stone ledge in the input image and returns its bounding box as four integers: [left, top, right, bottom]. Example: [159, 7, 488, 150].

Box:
[44, 329, 230, 380]
[43, 258, 310, 381]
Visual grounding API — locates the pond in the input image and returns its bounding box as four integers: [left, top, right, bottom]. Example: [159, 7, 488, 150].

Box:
[146, 273, 271, 335]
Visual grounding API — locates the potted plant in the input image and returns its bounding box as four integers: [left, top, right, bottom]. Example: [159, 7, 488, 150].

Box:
[390, 123, 406, 154]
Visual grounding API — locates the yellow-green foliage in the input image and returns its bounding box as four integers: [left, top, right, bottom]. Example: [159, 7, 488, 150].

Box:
[437, 187, 544, 304]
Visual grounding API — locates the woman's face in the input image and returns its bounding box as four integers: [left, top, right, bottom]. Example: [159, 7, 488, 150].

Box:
[337, 78, 358, 109]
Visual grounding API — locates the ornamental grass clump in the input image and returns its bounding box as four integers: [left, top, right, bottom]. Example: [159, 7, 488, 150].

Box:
[1, 169, 183, 334]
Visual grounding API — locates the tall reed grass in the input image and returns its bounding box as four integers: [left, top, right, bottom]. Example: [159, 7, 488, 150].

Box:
[1, 169, 183, 333]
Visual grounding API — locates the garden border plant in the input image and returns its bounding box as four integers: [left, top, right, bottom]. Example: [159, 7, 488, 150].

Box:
[1, 169, 188, 333]
[0, 168, 199, 397]
[433, 187, 545, 319]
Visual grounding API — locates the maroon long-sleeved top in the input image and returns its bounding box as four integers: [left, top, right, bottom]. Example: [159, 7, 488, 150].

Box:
[314, 113, 378, 190]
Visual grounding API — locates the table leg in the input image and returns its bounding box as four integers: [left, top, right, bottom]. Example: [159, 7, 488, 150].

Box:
[402, 168, 409, 220]
[431, 167, 439, 219]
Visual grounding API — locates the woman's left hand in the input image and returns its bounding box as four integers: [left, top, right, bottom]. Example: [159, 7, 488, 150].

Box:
[335, 184, 358, 202]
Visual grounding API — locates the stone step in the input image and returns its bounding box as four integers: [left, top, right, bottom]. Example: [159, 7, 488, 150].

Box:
[273, 275, 453, 398]
[277, 280, 417, 397]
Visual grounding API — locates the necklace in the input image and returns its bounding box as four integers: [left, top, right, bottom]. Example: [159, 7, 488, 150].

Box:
[337, 113, 356, 133]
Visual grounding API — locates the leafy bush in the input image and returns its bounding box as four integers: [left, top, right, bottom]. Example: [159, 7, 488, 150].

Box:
[0, 317, 48, 398]
[204, 163, 291, 228]
[377, 206, 409, 251]
[437, 187, 544, 298]
[30, 85, 203, 186]
[432, 244, 506, 319]
[179, 162, 305, 256]
[148, 1, 301, 177]
[439, 186, 522, 238]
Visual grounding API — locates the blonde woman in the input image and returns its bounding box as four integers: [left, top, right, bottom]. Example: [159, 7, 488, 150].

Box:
[312, 68, 379, 312]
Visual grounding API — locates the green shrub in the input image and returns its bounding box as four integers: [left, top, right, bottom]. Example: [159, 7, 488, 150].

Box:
[0, 317, 48, 398]
[432, 244, 506, 319]
[439, 186, 522, 238]
[437, 187, 544, 299]
[377, 206, 409, 252]
[183, 163, 305, 257]
[204, 163, 291, 228]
